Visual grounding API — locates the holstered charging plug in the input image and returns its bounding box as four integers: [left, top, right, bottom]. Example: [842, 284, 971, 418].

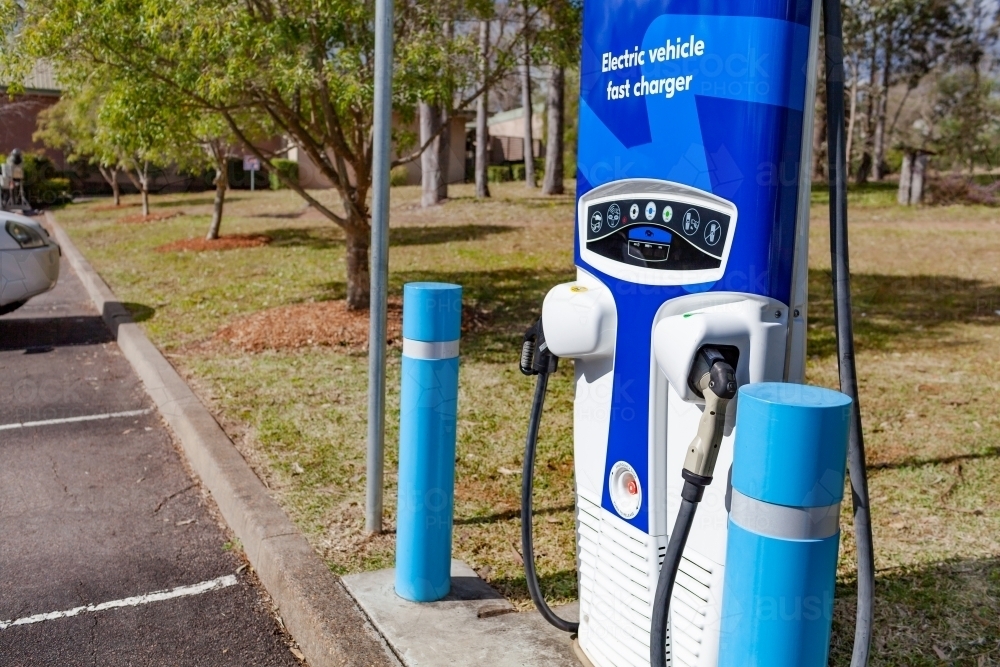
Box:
[682, 347, 738, 485]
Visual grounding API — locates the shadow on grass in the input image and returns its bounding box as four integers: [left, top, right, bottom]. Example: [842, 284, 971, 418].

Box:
[808, 269, 1000, 358]
[122, 302, 156, 323]
[151, 196, 246, 208]
[393, 266, 577, 363]
[489, 569, 581, 608]
[260, 224, 515, 251]
[869, 446, 1000, 472]
[389, 224, 515, 247]
[455, 503, 574, 526]
[830, 557, 1000, 665]
[263, 227, 344, 249]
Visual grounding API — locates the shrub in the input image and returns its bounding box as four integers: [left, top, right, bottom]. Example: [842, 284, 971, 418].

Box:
[925, 176, 1000, 206]
[488, 165, 513, 183]
[389, 165, 410, 187]
[511, 159, 545, 182]
[269, 159, 299, 190]
[33, 178, 72, 205]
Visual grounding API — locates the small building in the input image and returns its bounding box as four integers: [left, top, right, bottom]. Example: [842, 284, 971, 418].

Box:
[467, 104, 545, 165]
[0, 61, 64, 166]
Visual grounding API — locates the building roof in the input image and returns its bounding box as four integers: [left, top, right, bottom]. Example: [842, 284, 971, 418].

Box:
[1, 60, 61, 96]
[465, 103, 546, 130]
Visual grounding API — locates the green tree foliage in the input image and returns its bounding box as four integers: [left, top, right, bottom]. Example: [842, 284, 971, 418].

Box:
[33, 82, 128, 204]
[933, 70, 1000, 171]
[3, 0, 498, 308]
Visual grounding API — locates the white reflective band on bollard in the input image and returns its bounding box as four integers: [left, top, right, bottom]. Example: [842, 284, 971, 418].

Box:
[402, 338, 460, 360]
[729, 489, 841, 540]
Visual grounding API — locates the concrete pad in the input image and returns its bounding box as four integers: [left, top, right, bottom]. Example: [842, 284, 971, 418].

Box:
[342, 561, 582, 667]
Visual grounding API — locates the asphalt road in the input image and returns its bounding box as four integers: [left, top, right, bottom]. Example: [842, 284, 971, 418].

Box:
[0, 248, 301, 666]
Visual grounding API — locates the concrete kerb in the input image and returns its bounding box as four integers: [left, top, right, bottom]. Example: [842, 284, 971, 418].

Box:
[44, 212, 400, 667]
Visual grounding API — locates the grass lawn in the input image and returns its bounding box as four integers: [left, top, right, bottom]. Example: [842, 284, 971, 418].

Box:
[52, 181, 1000, 665]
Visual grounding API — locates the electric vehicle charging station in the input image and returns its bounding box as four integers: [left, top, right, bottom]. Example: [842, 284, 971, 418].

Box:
[518, 0, 875, 665]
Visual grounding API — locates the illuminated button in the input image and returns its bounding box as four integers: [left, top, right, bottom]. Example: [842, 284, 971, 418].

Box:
[662, 205, 673, 223]
[629, 203, 639, 220]
[644, 201, 656, 220]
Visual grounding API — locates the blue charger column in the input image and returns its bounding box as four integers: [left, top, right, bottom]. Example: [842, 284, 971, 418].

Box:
[395, 282, 462, 602]
[718, 383, 852, 667]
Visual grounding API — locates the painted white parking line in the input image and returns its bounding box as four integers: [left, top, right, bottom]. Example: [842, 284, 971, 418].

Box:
[0, 408, 153, 432]
[0, 575, 239, 630]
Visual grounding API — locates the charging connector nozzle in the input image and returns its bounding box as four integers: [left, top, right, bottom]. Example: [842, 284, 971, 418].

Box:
[519, 318, 558, 376]
[682, 347, 738, 482]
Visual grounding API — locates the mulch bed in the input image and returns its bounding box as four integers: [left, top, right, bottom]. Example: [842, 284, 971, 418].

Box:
[215, 299, 489, 353]
[91, 202, 139, 212]
[216, 300, 403, 352]
[155, 234, 273, 253]
[117, 211, 183, 224]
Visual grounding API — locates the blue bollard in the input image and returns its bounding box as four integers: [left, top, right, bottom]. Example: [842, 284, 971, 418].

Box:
[395, 282, 462, 602]
[718, 382, 852, 667]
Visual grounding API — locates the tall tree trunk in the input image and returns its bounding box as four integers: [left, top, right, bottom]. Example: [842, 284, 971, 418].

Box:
[811, 41, 826, 181]
[812, 84, 827, 181]
[420, 101, 443, 207]
[873, 43, 892, 181]
[542, 64, 565, 195]
[856, 33, 878, 185]
[475, 20, 491, 199]
[435, 20, 454, 201]
[521, 5, 536, 188]
[207, 160, 228, 240]
[437, 106, 451, 201]
[845, 56, 859, 176]
[345, 223, 371, 311]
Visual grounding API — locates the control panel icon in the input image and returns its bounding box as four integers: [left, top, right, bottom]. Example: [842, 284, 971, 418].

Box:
[629, 203, 640, 220]
[590, 211, 603, 233]
[607, 204, 621, 228]
[682, 209, 700, 235]
[662, 205, 673, 223]
[704, 220, 722, 246]
[644, 202, 656, 221]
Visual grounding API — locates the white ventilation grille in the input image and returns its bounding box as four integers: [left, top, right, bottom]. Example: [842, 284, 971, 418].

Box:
[667, 554, 714, 666]
[577, 496, 671, 667]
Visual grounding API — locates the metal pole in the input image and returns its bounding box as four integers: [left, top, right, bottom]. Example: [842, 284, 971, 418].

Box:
[366, 0, 394, 534]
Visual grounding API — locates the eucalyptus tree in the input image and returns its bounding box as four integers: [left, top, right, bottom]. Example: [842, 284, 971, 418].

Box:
[537, 0, 581, 196]
[5, 0, 493, 309]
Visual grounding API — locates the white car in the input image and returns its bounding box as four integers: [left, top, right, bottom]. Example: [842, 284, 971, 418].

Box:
[0, 211, 61, 315]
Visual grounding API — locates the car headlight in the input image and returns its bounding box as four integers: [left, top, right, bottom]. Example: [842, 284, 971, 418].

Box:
[5, 221, 47, 249]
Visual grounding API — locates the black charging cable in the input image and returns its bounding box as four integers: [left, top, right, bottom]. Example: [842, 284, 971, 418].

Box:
[518, 319, 580, 634]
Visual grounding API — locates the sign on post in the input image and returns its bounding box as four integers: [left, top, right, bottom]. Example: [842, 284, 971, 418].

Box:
[243, 156, 261, 191]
